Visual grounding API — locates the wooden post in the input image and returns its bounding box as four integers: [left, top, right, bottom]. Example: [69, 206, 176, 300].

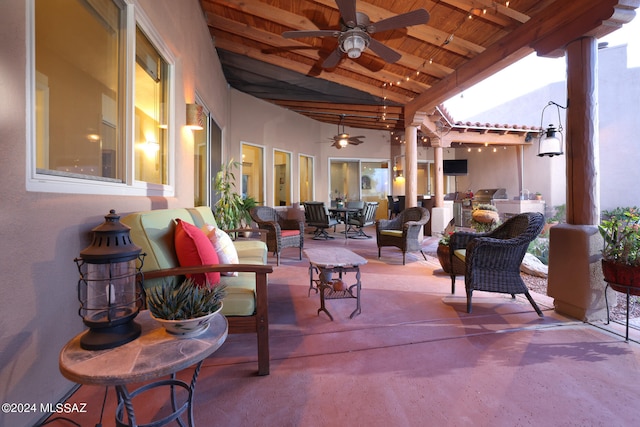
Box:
[405, 124, 418, 208]
[566, 36, 600, 225]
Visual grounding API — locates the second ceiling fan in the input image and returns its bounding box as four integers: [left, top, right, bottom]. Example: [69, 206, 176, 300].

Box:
[282, 0, 430, 68]
[331, 115, 364, 149]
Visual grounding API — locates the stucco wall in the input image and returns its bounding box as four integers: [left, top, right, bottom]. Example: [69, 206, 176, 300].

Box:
[457, 44, 640, 213]
[229, 89, 394, 206]
[0, 1, 228, 426]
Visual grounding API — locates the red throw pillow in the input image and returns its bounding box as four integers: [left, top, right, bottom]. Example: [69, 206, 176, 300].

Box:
[174, 219, 220, 286]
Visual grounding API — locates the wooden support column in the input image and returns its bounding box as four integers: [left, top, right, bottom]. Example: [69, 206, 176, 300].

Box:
[405, 112, 428, 209]
[566, 37, 600, 225]
[434, 145, 444, 208]
[548, 36, 606, 321]
[405, 124, 418, 208]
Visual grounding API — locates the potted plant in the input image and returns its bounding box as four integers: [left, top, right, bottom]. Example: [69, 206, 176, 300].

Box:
[239, 195, 258, 237]
[147, 279, 227, 336]
[436, 221, 456, 273]
[470, 203, 500, 233]
[214, 159, 246, 230]
[598, 206, 640, 294]
[543, 204, 566, 234]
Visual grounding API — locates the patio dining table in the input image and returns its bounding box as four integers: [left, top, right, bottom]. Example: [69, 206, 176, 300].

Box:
[328, 207, 360, 239]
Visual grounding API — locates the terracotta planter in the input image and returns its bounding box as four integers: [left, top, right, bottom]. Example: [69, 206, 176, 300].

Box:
[437, 244, 452, 274]
[602, 259, 640, 296]
[438, 244, 467, 276]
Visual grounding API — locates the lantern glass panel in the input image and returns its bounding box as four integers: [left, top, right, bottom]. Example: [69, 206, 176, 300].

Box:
[80, 259, 139, 324]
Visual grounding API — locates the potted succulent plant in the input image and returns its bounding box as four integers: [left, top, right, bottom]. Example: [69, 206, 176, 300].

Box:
[147, 279, 227, 336]
[599, 206, 640, 294]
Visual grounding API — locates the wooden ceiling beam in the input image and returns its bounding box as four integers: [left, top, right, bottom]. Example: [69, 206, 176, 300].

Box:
[202, 0, 320, 31]
[311, 0, 485, 58]
[207, 15, 432, 93]
[206, 3, 455, 81]
[442, 0, 531, 24]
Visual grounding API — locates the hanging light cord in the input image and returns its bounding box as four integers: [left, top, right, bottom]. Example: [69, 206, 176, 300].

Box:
[539, 100, 568, 132]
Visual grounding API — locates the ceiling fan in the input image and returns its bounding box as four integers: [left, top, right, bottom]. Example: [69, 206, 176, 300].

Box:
[331, 115, 364, 149]
[282, 0, 430, 68]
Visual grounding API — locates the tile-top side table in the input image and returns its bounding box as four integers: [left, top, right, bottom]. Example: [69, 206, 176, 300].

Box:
[59, 310, 228, 427]
[304, 247, 367, 320]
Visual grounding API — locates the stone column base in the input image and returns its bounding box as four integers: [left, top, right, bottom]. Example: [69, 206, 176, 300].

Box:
[430, 206, 453, 236]
[547, 223, 612, 321]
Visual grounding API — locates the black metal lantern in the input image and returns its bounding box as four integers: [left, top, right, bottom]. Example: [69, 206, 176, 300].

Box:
[74, 210, 145, 350]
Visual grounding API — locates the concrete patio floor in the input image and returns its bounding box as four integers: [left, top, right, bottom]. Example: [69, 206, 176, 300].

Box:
[44, 227, 640, 427]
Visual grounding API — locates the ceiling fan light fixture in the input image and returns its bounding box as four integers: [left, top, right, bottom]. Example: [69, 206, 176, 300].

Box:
[338, 133, 349, 147]
[340, 31, 369, 59]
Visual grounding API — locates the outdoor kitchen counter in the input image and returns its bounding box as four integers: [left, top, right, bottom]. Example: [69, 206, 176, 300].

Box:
[493, 199, 546, 221]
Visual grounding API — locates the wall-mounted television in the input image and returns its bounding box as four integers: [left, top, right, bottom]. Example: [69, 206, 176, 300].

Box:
[443, 159, 468, 176]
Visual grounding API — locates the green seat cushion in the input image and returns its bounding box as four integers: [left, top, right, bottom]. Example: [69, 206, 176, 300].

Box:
[219, 272, 258, 316]
[454, 249, 466, 262]
[380, 230, 402, 237]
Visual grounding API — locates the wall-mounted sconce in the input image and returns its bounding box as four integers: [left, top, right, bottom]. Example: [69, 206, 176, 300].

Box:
[393, 154, 405, 181]
[144, 140, 160, 153]
[186, 103, 204, 130]
[538, 100, 568, 157]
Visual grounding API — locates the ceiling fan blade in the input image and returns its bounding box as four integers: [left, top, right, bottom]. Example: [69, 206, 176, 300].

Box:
[282, 30, 339, 39]
[335, 0, 357, 27]
[368, 39, 402, 63]
[331, 141, 343, 149]
[348, 139, 363, 145]
[322, 48, 343, 68]
[370, 9, 430, 33]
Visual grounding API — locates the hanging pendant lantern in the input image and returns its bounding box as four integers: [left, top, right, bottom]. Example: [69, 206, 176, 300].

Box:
[538, 100, 568, 157]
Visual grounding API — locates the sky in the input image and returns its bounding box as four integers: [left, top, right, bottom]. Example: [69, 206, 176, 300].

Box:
[443, 17, 640, 120]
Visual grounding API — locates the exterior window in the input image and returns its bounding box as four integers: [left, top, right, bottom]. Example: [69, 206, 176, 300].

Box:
[134, 26, 169, 185]
[274, 149, 291, 206]
[31, 0, 174, 195]
[35, 0, 124, 182]
[241, 143, 265, 205]
[299, 154, 314, 203]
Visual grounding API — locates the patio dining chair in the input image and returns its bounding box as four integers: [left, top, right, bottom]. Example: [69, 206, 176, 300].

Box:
[346, 202, 379, 238]
[304, 202, 339, 240]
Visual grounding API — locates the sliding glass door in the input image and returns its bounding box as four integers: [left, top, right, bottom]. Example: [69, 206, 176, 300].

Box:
[329, 159, 389, 219]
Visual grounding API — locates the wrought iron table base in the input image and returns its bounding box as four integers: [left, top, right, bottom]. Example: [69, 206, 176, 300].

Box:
[309, 265, 362, 320]
[115, 361, 203, 427]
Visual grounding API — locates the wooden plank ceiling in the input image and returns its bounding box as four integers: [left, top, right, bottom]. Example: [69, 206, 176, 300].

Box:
[200, 0, 637, 132]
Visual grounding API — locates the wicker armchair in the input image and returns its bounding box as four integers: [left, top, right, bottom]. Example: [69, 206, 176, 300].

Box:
[376, 207, 429, 265]
[250, 206, 303, 266]
[449, 212, 545, 316]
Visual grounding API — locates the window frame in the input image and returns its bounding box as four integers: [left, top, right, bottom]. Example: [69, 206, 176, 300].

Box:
[26, 0, 176, 196]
